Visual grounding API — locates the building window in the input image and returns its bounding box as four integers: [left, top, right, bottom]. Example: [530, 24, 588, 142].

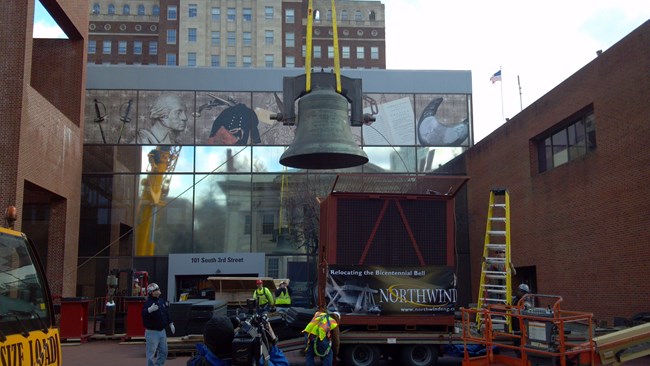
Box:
[88, 40, 96, 54]
[188, 4, 197, 18]
[342, 46, 350, 59]
[537, 108, 596, 172]
[326, 10, 332, 21]
[167, 6, 177, 20]
[371, 47, 379, 60]
[265, 6, 273, 20]
[302, 44, 306, 57]
[285, 56, 295, 68]
[262, 213, 275, 235]
[369, 10, 376, 21]
[326, 46, 334, 59]
[243, 8, 252, 22]
[285, 32, 295, 47]
[285, 8, 295, 24]
[149, 41, 157, 55]
[118, 41, 127, 54]
[313, 45, 322, 58]
[103, 40, 111, 54]
[356, 46, 364, 59]
[108, 4, 115, 15]
[211, 55, 220, 67]
[267, 258, 279, 278]
[92, 3, 100, 14]
[265, 54, 274, 67]
[243, 56, 252, 67]
[188, 28, 197, 42]
[243, 32, 252, 46]
[211, 7, 220, 21]
[227, 8, 236, 22]
[227, 32, 236, 46]
[265, 30, 273, 45]
[166, 53, 176, 65]
[340, 10, 348, 21]
[211, 31, 220, 46]
[123, 4, 130, 15]
[152, 5, 159, 16]
[355, 10, 362, 21]
[167, 29, 177, 44]
[227, 55, 236, 67]
[244, 214, 252, 235]
[137, 4, 145, 16]
[188, 52, 196, 66]
[134, 41, 142, 55]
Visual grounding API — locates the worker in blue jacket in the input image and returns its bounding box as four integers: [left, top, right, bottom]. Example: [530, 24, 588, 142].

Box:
[142, 283, 175, 366]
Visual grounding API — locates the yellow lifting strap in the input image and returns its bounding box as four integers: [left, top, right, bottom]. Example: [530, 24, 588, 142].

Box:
[305, 0, 341, 93]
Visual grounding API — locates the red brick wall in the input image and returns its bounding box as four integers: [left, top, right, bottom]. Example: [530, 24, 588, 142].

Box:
[464, 21, 650, 324]
[0, 0, 87, 297]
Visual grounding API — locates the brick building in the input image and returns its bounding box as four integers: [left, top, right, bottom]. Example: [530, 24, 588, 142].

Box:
[0, 0, 87, 298]
[87, 0, 385, 68]
[451, 20, 649, 324]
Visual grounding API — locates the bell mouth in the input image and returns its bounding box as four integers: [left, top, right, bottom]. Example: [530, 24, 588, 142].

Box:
[280, 151, 368, 170]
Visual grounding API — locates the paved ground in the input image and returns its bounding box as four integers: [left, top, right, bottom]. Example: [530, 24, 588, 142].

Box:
[61, 338, 650, 365]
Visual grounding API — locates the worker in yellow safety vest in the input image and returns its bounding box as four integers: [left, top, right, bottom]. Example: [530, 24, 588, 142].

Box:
[253, 279, 274, 312]
[302, 311, 340, 366]
[274, 280, 292, 307]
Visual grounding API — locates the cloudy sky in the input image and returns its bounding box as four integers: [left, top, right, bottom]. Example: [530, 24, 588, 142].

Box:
[34, 1, 649, 142]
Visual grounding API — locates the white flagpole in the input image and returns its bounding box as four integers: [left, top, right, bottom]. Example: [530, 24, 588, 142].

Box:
[518, 75, 523, 111]
[499, 66, 505, 122]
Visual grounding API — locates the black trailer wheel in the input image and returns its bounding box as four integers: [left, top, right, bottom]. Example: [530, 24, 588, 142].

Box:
[342, 344, 381, 366]
[400, 344, 438, 366]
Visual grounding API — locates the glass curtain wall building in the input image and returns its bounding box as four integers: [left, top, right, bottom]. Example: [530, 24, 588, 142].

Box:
[82, 65, 472, 304]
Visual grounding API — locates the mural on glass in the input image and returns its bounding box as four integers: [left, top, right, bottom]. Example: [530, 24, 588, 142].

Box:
[136, 91, 195, 145]
[253, 92, 295, 146]
[415, 94, 470, 147]
[361, 94, 415, 146]
[85, 90, 138, 144]
[195, 92, 260, 145]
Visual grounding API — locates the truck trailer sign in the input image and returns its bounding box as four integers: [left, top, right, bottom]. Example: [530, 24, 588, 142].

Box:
[326, 265, 457, 315]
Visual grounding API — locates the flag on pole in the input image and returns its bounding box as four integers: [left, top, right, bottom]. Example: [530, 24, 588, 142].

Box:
[490, 70, 502, 84]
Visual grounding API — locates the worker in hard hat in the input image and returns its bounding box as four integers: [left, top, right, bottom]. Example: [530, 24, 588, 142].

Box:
[303, 311, 341, 366]
[142, 283, 175, 366]
[274, 280, 292, 308]
[252, 279, 274, 313]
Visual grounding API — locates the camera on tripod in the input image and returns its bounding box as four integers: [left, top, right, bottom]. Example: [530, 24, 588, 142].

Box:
[231, 299, 276, 366]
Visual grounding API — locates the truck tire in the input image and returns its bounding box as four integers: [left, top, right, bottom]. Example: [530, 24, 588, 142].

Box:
[341, 344, 381, 366]
[400, 344, 438, 366]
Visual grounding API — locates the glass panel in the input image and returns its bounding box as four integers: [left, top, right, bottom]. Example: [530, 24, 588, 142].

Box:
[136, 91, 195, 145]
[415, 146, 464, 173]
[195, 92, 258, 145]
[251, 147, 288, 173]
[363, 146, 416, 173]
[585, 113, 596, 150]
[552, 129, 568, 167]
[415, 94, 470, 147]
[194, 174, 251, 253]
[83, 145, 142, 173]
[85, 90, 138, 144]
[140, 146, 194, 173]
[362, 94, 415, 146]
[135, 173, 194, 255]
[568, 121, 586, 160]
[0, 231, 52, 327]
[252, 92, 295, 146]
[80, 174, 136, 257]
[195, 146, 252, 173]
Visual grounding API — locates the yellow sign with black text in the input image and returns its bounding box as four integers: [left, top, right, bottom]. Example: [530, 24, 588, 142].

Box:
[0, 329, 61, 366]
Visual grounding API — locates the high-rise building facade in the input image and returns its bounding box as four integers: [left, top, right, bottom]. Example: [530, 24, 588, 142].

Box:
[88, 0, 385, 68]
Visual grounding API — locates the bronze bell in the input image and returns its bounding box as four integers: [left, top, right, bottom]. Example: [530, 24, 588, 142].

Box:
[280, 88, 368, 169]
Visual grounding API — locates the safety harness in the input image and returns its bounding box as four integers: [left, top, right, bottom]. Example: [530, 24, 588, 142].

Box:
[303, 312, 338, 357]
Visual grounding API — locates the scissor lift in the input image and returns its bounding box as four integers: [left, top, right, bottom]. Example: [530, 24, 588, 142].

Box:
[462, 294, 597, 366]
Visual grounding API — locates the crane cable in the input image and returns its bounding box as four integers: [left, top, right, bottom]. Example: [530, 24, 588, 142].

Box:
[305, 0, 342, 93]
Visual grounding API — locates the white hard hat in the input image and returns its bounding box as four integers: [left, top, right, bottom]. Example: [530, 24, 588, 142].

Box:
[518, 283, 530, 293]
[147, 283, 160, 294]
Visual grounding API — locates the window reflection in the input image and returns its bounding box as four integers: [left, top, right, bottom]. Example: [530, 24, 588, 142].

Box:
[195, 146, 251, 173]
